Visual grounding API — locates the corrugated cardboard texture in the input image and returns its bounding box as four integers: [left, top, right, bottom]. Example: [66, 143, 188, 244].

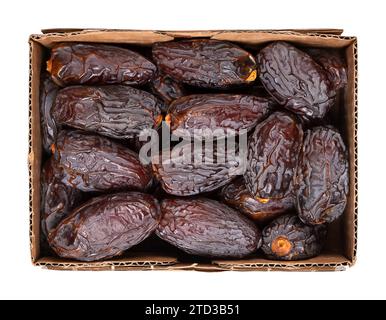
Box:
[29, 29, 358, 271]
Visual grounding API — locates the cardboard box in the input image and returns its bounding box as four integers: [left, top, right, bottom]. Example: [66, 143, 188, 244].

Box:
[29, 29, 358, 271]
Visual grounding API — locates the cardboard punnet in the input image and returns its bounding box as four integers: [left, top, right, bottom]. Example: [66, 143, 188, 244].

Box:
[29, 29, 358, 271]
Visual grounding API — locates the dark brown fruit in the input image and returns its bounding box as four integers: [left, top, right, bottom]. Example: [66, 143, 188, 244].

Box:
[257, 42, 336, 119]
[220, 177, 293, 224]
[152, 39, 257, 88]
[52, 85, 163, 139]
[262, 214, 326, 260]
[151, 74, 185, 108]
[296, 127, 349, 225]
[48, 192, 161, 261]
[41, 157, 82, 236]
[156, 198, 261, 258]
[40, 75, 59, 153]
[166, 94, 271, 137]
[53, 130, 152, 192]
[244, 112, 303, 199]
[47, 43, 156, 86]
[152, 145, 242, 196]
[307, 48, 347, 90]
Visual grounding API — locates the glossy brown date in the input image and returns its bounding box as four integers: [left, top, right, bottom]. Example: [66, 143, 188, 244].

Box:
[53, 130, 152, 192]
[151, 74, 185, 109]
[166, 94, 271, 137]
[152, 145, 241, 196]
[52, 85, 163, 139]
[244, 112, 303, 199]
[296, 127, 349, 225]
[261, 214, 326, 260]
[48, 192, 161, 261]
[307, 48, 347, 90]
[152, 39, 257, 88]
[41, 157, 82, 237]
[220, 177, 294, 224]
[47, 43, 156, 86]
[156, 198, 261, 258]
[257, 42, 336, 119]
[40, 75, 59, 153]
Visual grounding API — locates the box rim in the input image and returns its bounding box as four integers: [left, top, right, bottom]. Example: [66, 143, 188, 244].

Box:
[28, 29, 358, 271]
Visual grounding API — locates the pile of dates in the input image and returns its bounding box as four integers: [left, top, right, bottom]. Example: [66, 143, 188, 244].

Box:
[40, 39, 349, 262]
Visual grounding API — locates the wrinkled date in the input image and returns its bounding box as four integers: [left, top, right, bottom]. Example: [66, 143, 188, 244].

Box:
[152, 39, 257, 88]
[53, 130, 152, 192]
[151, 74, 185, 109]
[40, 75, 59, 153]
[47, 43, 156, 86]
[152, 145, 242, 196]
[52, 85, 163, 139]
[296, 127, 349, 225]
[41, 157, 82, 237]
[307, 48, 347, 90]
[156, 198, 261, 258]
[261, 214, 326, 260]
[257, 42, 336, 119]
[245, 112, 303, 199]
[48, 192, 161, 261]
[166, 94, 271, 137]
[220, 177, 294, 224]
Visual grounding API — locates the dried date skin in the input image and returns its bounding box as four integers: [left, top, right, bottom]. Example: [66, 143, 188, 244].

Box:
[257, 42, 336, 119]
[54, 130, 152, 192]
[52, 85, 162, 139]
[307, 48, 347, 90]
[244, 112, 303, 199]
[220, 177, 293, 224]
[151, 74, 185, 108]
[41, 157, 82, 237]
[40, 75, 59, 153]
[47, 43, 156, 86]
[152, 40, 257, 88]
[261, 214, 326, 260]
[156, 198, 261, 258]
[166, 94, 271, 137]
[152, 145, 242, 196]
[48, 192, 161, 261]
[296, 127, 349, 225]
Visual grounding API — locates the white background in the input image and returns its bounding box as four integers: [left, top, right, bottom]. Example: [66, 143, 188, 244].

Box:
[0, 0, 384, 300]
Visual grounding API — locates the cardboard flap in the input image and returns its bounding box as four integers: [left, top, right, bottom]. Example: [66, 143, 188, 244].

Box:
[212, 31, 353, 47]
[42, 28, 344, 36]
[277, 28, 343, 35]
[212, 253, 352, 271]
[33, 30, 174, 47]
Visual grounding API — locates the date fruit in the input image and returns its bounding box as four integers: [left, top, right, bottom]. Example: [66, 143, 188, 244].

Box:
[257, 42, 336, 119]
[220, 177, 293, 224]
[41, 157, 82, 236]
[151, 74, 185, 108]
[152, 145, 242, 196]
[52, 85, 163, 139]
[244, 112, 303, 199]
[47, 43, 156, 86]
[40, 75, 59, 153]
[53, 130, 152, 192]
[307, 48, 347, 90]
[166, 94, 271, 137]
[261, 214, 326, 260]
[48, 192, 161, 261]
[152, 39, 257, 88]
[156, 198, 261, 258]
[296, 126, 349, 225]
